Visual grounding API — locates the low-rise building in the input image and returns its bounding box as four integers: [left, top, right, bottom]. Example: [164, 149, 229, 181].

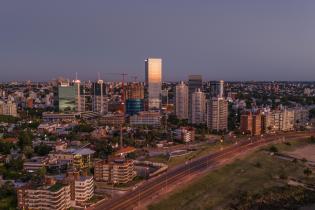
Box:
[129, 111, 161, 127]
[17, 182, 71, 210]
[94, 159, 136, 184]
[64, 171, 94, 206]
[99, 113, 125, 127]
[174, 127, 195, 142]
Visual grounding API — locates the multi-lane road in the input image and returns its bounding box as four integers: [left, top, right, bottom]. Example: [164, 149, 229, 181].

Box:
[91, 131, 314, 210]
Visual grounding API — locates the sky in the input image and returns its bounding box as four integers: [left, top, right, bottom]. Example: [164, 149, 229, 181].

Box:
[1, 0, 315, 82]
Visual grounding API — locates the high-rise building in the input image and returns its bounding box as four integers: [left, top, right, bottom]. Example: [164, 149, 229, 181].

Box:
[188, 75, 202, 122]
[145, 58, 162, 110]
[92, 79, 108, 115]
[74, 79, 82, 112]
[0, 100, 18, 117]
[175, 81, 189, 120]
[191, 89, 206, 124]
[125, 82, 144, 100]
[210, 80, 224, 98]
[125, 82, 145, 115]
[58, 81, 77, 112]
[266, 108, 295, 132]
[207, 97, 228, 132]
[240, 111, 262, 135]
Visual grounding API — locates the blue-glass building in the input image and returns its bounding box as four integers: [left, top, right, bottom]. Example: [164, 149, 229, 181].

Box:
[126, 99, 144, 116]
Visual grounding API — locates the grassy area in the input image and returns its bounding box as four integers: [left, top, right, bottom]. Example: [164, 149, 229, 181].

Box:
[149, 138, 315, 210]
[0, 196, 16, 210]
[147, 141, 233, 168]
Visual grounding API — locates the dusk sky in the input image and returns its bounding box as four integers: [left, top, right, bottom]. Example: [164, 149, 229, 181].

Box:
[1, 0, 315, 82]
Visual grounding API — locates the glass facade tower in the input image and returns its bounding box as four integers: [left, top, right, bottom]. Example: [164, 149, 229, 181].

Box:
[145, 58, 162, 110]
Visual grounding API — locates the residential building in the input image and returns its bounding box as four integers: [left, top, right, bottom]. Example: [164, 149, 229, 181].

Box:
[145, 58, 162, 110]
[129, 111, 161, 126]
[17, 182, 71, 210]
[188, 75, 202, 122]
[207, 97, 228, 132]
[175, 81, 189, 120]
[191, 89, 206, 124]
[240, 111, 262, 135]
[64, 171, 94, 206]
[174, 127, 195, 142]
[0, 100, 18, 117]
[99, 113, 125, 127]
[94, 159, 136, 184]
[210, 80, 224, 98]
[92, 80, 108, 115]
[266, 109, 295, 132]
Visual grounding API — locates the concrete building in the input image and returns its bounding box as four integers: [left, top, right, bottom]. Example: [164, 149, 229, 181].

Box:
[129, 111, 161, 127]
[210, 80, 224, 98]
[266, 109, 295, 132]
[145, 58, 162, 110]
[191, 89, 206, 124]
[125, 82, 144, 100]
[188, 75, 202, 122]
[174, 127, 195, 142]
[58, 81, 79, 112]
[175, 81, 189, 120]
[99, 113, 125, 127]
[240, 111, 262, 135]
[0, 100, 17, 117]
[94, 159, 136, 184]
[207, 97, 228, 132]
[64, 171, 94, 206]
[92, 80, 108, 115]
[17, 182, 71, 210]
[294, 108, 309, 128]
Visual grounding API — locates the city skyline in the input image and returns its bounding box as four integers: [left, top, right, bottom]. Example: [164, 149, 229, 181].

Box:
[1, 0, 315, 82]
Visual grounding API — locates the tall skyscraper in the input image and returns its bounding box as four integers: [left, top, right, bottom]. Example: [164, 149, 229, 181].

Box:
[210, 80, 224, 98]
[92, 79, 108, 115]
[188, 75, 202, 122]
[74, 78, 82, 112]
[58, 81, 77, 112]
[191, 89, 206, 124]
[207, 97, 228, 132]
[175, 81, 189, 120]
[145, 58, 162, 110]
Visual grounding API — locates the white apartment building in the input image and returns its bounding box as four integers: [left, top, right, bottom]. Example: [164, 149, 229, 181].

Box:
[17, 184, 71, 210]
[74, 176, 94, 205]
[191, 89, 206, 124]
[175, 81, 189, 120]
[207, 97, 228, 132]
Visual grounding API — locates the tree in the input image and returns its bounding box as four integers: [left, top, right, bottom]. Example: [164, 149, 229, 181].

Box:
[304, 168, 312, 177]
[34, 144, 52, 156]
[95, 141, 113, 159]
[269, 145, 278, 153]
[18, 130, 33, 150]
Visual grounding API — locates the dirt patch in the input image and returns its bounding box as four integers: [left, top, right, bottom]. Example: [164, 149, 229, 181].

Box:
[287, 144, 315, 162]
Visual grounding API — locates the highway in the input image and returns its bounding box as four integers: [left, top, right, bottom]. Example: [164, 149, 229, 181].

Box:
[91, 132, 314, 210]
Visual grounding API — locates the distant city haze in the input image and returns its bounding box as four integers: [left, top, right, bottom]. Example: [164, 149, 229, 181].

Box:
[1, 0, 315, 82]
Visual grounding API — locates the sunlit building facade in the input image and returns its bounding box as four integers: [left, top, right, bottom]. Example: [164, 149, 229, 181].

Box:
[176, 81, 189, 120]
[145, 58, 162, 110]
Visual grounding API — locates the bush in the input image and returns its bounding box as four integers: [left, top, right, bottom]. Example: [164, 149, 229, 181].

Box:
[269, 145, 278, 153]
[304, 168, 312, 177]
